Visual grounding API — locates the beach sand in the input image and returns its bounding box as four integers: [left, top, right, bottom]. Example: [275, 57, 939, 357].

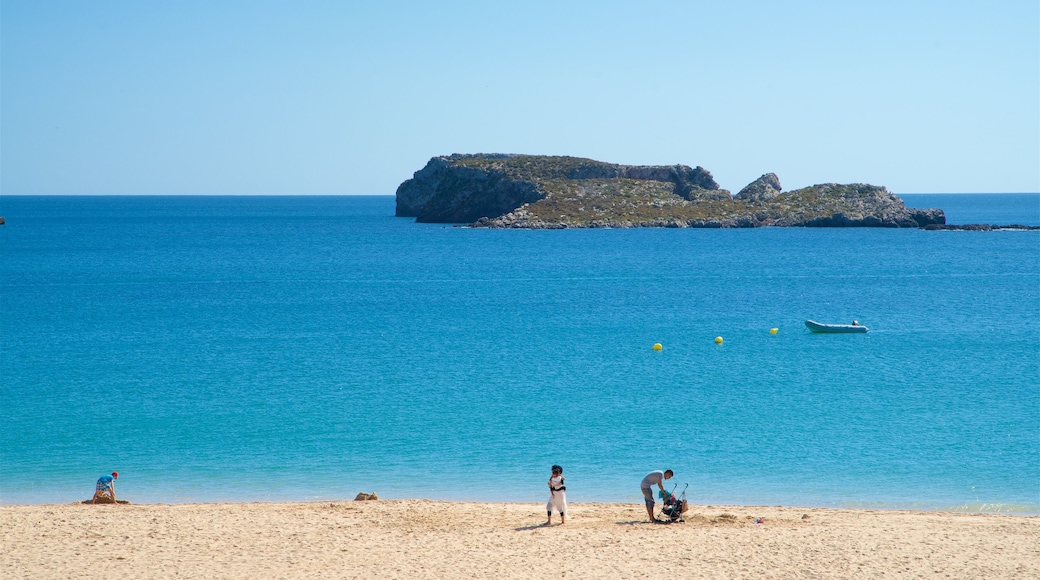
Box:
[2, 500, 1037, 578]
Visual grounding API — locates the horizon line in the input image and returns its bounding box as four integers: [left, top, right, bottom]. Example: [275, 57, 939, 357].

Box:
[2, 192, 1039, 197]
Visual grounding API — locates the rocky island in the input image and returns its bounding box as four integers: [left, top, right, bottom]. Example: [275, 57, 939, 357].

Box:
[395, 154, 947, 229]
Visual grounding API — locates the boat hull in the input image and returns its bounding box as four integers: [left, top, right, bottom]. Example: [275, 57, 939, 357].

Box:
[805, 319, 868, 333]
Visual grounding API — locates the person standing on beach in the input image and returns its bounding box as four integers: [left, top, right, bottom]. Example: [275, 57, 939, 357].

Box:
[92, 471, 119, 504]
[640, 469, 672, 522]
[546, 465, 567, 525]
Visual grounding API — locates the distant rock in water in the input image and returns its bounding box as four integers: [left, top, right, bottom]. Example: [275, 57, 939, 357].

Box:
[923, 223, 1040, 231]
[395, 154, 946, 229]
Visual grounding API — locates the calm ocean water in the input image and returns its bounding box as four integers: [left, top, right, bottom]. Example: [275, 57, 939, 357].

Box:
[2, 194, 1038, 513]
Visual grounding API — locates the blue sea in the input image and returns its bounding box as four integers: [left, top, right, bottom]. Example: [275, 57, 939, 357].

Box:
[2, 193, 1038, 513]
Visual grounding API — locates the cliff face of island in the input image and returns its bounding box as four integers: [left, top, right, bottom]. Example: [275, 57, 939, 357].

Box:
[395, 154, 946, 229]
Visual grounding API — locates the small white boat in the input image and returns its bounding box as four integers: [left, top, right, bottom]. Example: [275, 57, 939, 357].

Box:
[805, 319, 868, 333]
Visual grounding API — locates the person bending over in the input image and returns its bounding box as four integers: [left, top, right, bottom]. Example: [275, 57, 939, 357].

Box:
[640, 469, 672, 522]
[92, 471, 119, 504]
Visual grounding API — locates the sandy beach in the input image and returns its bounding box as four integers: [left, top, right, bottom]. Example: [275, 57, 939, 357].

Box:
[2, 500, 1037, 579]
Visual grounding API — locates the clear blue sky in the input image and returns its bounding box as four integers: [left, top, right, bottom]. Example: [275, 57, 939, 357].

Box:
[2, 1, 1038, 195]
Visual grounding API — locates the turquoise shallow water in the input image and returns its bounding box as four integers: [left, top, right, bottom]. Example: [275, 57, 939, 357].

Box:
[1, 194, 1038, 512]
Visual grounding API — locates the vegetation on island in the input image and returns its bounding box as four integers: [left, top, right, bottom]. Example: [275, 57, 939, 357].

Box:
[449, 154, 622, 181]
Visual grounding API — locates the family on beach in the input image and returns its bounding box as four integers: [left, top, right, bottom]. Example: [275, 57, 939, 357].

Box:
[93, 467, 686, 523]
[546, 465, 684, 525]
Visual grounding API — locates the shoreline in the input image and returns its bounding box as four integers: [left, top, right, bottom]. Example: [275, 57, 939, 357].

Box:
[3, 500, 1038, 578]
[5, 491, 1037, 517]
[2, 495, 1038, 516]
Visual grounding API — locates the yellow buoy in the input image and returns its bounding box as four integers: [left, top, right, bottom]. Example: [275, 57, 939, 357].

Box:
[715, 336, 723, 344]
[652, 343, 663, 351]
[770, 328, 779, 335]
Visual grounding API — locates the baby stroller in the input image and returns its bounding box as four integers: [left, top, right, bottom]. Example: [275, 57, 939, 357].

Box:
[658, 483, 688, 523]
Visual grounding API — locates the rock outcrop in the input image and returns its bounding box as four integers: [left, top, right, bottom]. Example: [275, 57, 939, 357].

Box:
[394, 155, 544, 223]
[736, 173, 782, 201]
[396, 154, 946, 229]
[767, 183, 946, 228]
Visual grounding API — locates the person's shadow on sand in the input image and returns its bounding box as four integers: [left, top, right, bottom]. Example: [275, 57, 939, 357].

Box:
[515, 523, 559, 531]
